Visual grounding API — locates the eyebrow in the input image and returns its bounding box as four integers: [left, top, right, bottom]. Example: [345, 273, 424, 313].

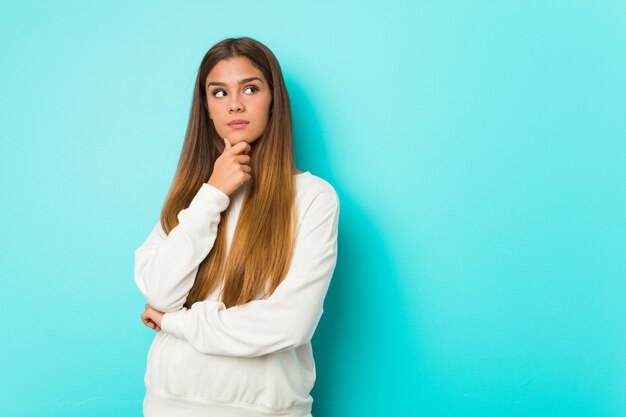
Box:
[207, 77, 263, 88]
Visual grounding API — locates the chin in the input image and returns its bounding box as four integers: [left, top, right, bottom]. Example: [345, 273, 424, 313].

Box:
[232, 136, 261, 146]
[227, 137, 250, 146]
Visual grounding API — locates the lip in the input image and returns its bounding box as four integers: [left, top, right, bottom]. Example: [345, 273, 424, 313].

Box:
[227, 119, 249, 129]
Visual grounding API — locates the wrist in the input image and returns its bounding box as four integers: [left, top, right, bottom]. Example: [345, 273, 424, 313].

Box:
[207, 179, 229, 196]
[160, 309, 187, 339]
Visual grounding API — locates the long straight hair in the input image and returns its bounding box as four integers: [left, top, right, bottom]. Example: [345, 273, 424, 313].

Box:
[159, 37, 297, 308]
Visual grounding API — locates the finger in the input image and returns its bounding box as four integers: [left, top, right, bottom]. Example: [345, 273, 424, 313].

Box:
[143, 317, 157, 329]
[231, 141, 251, 155]
[241, 165, 252, 173]
[141, 311, 152, 322]
[223, 137, 232, 151]
[235, 154, 251, 164]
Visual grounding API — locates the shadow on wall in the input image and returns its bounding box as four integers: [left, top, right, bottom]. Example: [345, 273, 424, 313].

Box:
[287, 76, 422, 417]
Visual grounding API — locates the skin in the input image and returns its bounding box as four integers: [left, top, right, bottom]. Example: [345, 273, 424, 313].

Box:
[141, 304, 163, 332]
[206, 56, 273, 149]
[205, 56, 269, 196]
[140, 56, 302, 333]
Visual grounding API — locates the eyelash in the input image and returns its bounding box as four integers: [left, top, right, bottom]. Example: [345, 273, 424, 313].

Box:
[210, 86, 259, 98]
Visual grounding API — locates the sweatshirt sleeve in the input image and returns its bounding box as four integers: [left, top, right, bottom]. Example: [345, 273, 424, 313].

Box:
[133, 183, 230, 313]
[159, 184, 340, 357]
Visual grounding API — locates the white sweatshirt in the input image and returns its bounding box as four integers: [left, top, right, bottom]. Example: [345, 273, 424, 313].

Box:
[134, 171, 340, 417]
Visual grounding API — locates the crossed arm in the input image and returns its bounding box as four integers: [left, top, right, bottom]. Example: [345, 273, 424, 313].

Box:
[134, 182, 340, 357]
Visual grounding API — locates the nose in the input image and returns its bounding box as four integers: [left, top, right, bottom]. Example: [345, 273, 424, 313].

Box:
[229, 95, 244, 113]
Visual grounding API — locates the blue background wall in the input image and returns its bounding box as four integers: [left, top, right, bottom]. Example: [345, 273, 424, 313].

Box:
[1, 1, 625, 416]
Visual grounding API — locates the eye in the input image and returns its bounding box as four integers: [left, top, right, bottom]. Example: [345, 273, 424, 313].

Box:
[244, 86, 259, 94]
[211, 89, 226, 98]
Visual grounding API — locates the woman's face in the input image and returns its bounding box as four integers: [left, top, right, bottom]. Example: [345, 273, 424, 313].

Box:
[205, 56, 273, 147]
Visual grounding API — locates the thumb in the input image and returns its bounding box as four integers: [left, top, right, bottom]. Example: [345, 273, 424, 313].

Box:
[223, 137, 232, 151]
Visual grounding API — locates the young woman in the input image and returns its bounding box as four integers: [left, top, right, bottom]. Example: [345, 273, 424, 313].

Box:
[134, 37, 340, 417]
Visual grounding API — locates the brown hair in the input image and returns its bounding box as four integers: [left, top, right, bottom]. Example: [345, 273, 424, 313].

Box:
[159, 37, 297, 308]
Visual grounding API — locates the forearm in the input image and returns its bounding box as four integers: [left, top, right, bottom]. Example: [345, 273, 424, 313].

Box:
[160, 240, 337, 357]
[134, 183, 230, 312]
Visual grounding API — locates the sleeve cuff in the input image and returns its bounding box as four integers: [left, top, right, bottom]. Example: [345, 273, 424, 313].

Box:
[188, 183, 230, 214]
[161, 308, 188, 339]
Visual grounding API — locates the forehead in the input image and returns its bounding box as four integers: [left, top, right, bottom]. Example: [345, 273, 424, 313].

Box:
[205, 56, 266, 85]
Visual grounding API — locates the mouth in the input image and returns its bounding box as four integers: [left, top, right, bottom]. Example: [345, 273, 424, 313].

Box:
[227, 119, 250, 129]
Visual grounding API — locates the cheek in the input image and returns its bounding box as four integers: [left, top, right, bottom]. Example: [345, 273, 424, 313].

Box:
[207, 104, 218, 118]
[207, 101, 226, 117]
[258, 98, 273, 120]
